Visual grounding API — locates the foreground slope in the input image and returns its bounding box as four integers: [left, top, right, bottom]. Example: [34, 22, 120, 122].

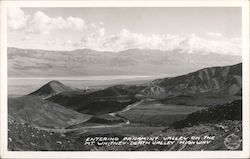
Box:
[8, 99, 242, 150]
[172, 99, 242, 128]
[8, 119, 241, 151]
[8, 96, 92, 128]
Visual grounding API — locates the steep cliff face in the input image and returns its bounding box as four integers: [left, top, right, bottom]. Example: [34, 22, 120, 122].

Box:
[142, 63, 242, 98]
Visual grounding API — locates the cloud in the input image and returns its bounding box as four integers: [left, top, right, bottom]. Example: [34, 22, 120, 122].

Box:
[21, 35, 32, 41]
[62, 39, 73, 46]
[76, 29, 241, 55]
[43, 38, 74, 47]
[8, 8, 86, 34]
[43, 38, 59, 46]
[90, 22, 104, 28]
[98, 28, 106, 37]
[207, 32, 223, 38]
[67, 17, 85, 30]
[8, 7, 29, 30]
[27, 11, 86, 34]
[8, 8, 241, 55]
[99, 29, 169, 51]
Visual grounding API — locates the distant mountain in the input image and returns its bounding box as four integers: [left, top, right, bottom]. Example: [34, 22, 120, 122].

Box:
[142, 63, 242, 98]
[8, 47, 241, 77]
[8, 96, 92, 128]
[29, 80, 73, 99]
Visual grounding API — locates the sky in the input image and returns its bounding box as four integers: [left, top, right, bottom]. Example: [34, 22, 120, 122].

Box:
[7, 7, 242, 55]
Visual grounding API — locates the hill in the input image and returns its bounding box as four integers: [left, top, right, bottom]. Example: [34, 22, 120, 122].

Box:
[172, 99, 242, 129]
[142, 63, 242, 99]
[8, 95, 92, 128]
[47, 85, 142, 115]
[29, 80, 73, 99]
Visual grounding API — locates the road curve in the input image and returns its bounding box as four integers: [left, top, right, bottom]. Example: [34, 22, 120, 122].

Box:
[35, 99, 144, 133]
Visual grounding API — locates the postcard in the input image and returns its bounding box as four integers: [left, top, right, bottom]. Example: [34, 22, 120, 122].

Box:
[0, 0, 249, 158]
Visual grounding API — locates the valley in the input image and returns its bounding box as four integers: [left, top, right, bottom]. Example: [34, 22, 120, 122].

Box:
[8, 62, 242, 151]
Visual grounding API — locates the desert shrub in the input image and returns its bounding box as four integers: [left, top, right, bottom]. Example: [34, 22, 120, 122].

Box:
[172, 99, 242, 129]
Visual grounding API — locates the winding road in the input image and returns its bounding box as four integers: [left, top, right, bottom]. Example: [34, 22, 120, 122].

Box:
[35, 99, 144, 133]
[108, 99, 145, 125]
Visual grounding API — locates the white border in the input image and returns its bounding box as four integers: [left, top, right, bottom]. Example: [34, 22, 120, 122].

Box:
[1, 0, 249, 158]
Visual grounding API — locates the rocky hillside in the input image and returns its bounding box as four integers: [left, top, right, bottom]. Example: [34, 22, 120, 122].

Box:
[142, 63, 242, 98]
[8, 119, 242, 151]
[172, 99, 242, 129]
[134, 120, 242, 151]
[8, 119, 89, 151]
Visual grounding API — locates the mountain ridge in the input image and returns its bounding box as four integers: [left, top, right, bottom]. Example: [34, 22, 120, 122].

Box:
[142, 63, 242, 98]
[43, 63, 242, 115]
[8, 47, 241, 77]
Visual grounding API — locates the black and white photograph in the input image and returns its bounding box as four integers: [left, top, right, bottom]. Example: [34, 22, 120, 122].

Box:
[1, 0, 250, 158]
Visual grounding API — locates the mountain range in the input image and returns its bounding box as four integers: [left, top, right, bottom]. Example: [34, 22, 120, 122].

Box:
[8, 47, 241, 77]
[21, 63, 242, 116]
[7, 51, 243, 151]
[142, 63, 242, 97]
[8, 62, 243, 151]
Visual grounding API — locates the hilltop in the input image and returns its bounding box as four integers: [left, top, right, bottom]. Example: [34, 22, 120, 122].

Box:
[29, 80, 73, 99]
